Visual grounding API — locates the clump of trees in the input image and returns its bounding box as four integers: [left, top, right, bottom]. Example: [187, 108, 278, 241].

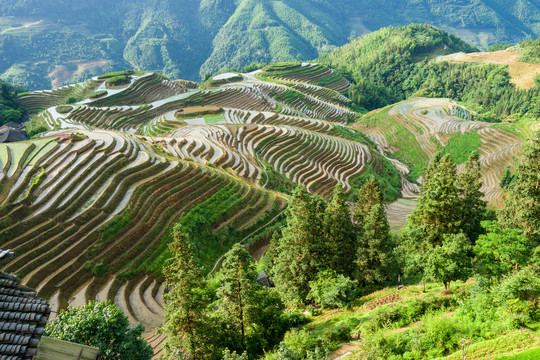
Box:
[44, 301, 153, 360]
[319, 24, 540, 122]
[160, 225, 294, 359]
[0, 81, 26, 126]
[160, 131, 540, 359]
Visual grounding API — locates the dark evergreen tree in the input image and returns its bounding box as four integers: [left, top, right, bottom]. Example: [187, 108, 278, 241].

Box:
[323, 184, 357, 276]
[218, 243, 285, 356]
[354, 177, 384, 229]
[408, 154, 462, 246]
[272, 186, 326, 305]
[161, 224, 216, 360]
[458, 151, 487, 243]
[217, 244, 259, 352]
[501, 131, 540, 246]
[356, 204, 394, 284]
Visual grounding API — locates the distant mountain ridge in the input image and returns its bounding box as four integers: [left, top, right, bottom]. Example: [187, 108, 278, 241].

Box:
[2, 0, 540, 89]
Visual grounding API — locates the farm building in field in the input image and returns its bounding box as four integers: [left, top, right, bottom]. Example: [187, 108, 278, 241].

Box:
[0, 250, 100, 360]
[0, 127, 25, 143]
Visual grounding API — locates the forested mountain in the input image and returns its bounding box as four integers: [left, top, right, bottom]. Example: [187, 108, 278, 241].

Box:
[2, 0, 540, 90]
[319, 24, 540, 122]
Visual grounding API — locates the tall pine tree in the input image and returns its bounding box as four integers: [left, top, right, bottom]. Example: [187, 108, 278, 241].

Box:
[354, 177, 384, 229]
[217, 244, 259, 352]
[356, 204, 394, 284]
[272, 186, 326, 305]
[161, 224, 216, 360]
[458, 151, 487, 243]
[501, 130, 540, 246]
[408, 154, 462, 246]
[218, 244, 285, 356]
[323, 184, 357, 276]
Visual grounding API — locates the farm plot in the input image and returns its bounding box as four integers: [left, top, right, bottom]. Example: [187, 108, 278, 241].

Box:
[257, 63, 351, 93]
[0, 129, 285, 354]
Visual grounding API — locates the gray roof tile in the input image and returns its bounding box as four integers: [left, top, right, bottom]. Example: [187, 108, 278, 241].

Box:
[0, 254, 50, 360]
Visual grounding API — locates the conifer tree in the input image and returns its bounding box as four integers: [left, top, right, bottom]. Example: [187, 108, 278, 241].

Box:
[501, 130, 540, 246]
[408, 154, 462, 246]
[217, 244, 259, 352]
[458, 151, 487, 243]
[161, 224, 216, 360]
[323, 184, 356, 276]
[354, 177, 384, 229]
[272, 186, 326, 305]
[218, 244, 285, 356]
[356, 204, 393, 284]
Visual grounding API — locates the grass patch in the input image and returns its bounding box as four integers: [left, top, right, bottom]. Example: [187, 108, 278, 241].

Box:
[441, 131, 482, 164]
[204, 114, 226, 125]
[496, 346, 540, 360]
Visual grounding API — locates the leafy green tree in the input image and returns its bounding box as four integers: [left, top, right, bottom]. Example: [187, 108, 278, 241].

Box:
[161, 224, 217, 360]
[323, 184, 356, 276]
[222, 349, 248, 360]
[501, 131, 540, 246]
[474, 221, 530, 280]
[356, 204, 394, 284]
[353, 177, 384, 229]
[218, 243, 286, 356]
[458, 151, 487, 243]
[424, 233, 472, 290]
[499, 168, 514, 190]
[44, 301, 152, 360]
[307, 269, 358, 308]
[272, 186, 326, 305]
[408, 154, 462, 246]
[217, 243, 259, 351]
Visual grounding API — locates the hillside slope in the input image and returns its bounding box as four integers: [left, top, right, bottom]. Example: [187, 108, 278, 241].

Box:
[3, 0, 540, 89]
[3, 54, 534, 356]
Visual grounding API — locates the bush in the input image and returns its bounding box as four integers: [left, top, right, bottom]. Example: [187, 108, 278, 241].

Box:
[66, 96, 79, 104]
[26, 124, 47, 138]
[56, 105, 73, 114]
[45, 301, 152, 360]
[106, 75, 131, 86]
[90, 90, 108, 99]
[307, 269, 358, 308]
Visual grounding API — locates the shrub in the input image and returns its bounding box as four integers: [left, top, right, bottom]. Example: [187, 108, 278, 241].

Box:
[90, 90, 108, 99]
[66, 96, 79, 104]
[26, 125, 48, 138]
[307, 269, 358, 308]
[45, 301, 152, 360]
[56, 105, 73, 114]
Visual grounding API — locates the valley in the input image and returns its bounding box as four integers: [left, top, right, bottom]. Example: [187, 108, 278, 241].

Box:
[0, 56, 530, 357]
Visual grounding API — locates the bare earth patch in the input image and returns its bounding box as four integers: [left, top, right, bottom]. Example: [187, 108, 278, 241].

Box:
[364, 293, 401, 311]
[330, 342, 360, 359]
[439, 50, 540, 90]
[49, 59, 110, 88]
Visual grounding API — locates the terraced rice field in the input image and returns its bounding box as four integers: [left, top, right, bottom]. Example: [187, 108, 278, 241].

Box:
[8, 66, 526, 357]
[5, 65, 387, 357]
[360, 98, 523, 210]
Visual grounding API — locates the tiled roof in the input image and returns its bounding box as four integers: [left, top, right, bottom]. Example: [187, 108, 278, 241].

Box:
[0, 270, 50, 360]
[0, 129, 25, 143]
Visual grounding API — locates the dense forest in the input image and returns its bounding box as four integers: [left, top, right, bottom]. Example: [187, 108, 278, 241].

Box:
[0, 80, 26, 125]
[3, 0, 540, 89]
[319, 24, 540, 122]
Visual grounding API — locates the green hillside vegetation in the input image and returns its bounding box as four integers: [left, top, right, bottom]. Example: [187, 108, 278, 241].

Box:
[319, 24, 540, 123]
[161, 134, 540, 359]
[0, 80, 26, 125]
[4, 1, 540, 89]
[2, 22, 539, 356]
